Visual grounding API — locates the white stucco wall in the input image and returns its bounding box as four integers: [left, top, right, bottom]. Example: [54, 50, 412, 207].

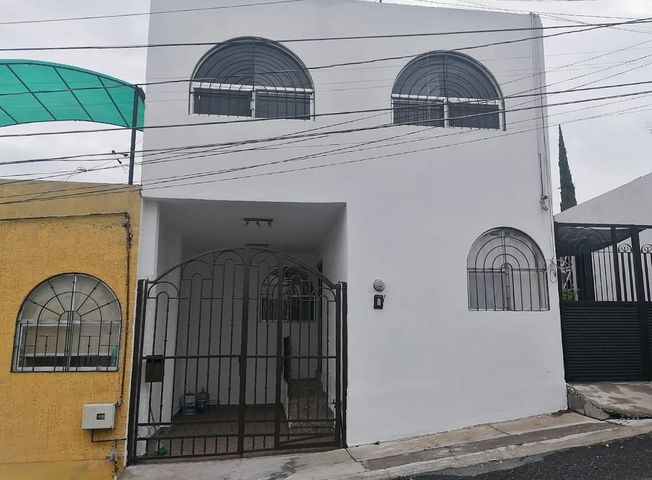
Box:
[139, 0, 566, 446]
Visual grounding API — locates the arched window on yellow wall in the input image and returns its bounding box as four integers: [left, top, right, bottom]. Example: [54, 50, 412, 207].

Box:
[12, 273, 121, 372]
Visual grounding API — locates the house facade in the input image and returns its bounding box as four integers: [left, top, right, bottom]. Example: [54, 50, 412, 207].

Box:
[133, 0, 567, 462]
[0, 181, 140, 480]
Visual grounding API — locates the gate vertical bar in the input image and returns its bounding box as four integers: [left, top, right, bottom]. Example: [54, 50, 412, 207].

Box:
[237, 249, 251, 454]
[334, 284, 343, 448]
[631, 229, 652, 379]
[127, 279, 148, 465]
[341, 282, 348, 447]
[611, 227, 622, 302]
[273, 256, 285, 449]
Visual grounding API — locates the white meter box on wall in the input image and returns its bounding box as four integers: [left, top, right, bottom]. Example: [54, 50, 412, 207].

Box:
[82, 403, 116, 430]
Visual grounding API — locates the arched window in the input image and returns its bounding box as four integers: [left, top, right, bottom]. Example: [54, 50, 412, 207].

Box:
[12, 273, 122, 372]
[392, 51, 503, 130]
[259, 267, 317, 322]
[191, 37, 314, 120]
[468, 228, 549, 311]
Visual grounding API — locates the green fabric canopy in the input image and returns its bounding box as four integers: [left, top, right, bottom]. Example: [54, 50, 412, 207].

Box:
[0, 60, 144, 130]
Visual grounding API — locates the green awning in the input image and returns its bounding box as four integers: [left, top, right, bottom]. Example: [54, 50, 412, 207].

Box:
[0, 60, 144, 130]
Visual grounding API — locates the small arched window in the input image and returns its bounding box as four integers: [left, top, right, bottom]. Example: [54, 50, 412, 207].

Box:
[259, 267, 317, 322]
[392, 51, 503, 130]
[468, 228, 549, 311]
[12, 273, 122, 372]
[191, 37, 314, 120]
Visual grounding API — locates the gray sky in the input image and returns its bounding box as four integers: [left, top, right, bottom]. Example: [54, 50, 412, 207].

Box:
[1, 0, 652, 212]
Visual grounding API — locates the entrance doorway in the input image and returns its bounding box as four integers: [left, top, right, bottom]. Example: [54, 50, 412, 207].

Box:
[128, 247, 347, 462]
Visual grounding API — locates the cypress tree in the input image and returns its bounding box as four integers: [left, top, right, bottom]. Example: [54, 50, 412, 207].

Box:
[558, 126, 577, 211]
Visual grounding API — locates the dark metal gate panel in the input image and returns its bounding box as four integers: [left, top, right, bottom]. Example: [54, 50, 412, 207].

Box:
[127, 248, 346, 463]
[561, 302, 646, 382]
[557, 223, 652, 382]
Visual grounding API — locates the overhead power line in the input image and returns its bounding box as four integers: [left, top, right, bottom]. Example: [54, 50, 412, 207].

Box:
[2, 75, 652, 171]
[1, 17, 647, 102]
[1, 79, 651, 140]
[1, 93, 649, 207]
[1, 16, 651, 52]
[2, 16, 651, 186]
[1, 0, 639, 27]
[0, 0, 309, 26]
[1, 86, 652, 203]
[0, 17, 652, 107]
[414, 0, 641, 22]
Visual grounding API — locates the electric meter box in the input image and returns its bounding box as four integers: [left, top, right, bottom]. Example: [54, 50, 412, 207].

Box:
[82, 403, 116, 430]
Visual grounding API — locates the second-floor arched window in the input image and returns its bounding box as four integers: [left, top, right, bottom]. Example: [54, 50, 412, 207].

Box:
[191, 37, 314, 120]
[392, 51, 504, 130]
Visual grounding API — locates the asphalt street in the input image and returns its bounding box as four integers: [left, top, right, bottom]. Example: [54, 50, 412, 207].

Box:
[410, 434, 652, 480]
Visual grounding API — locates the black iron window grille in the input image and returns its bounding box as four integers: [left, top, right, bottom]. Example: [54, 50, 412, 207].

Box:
[259, 267, 317, 322]
[190, 37, 314, 120]
[468, 227, 549, 311]
[392, 51, 504, 130]
[12, 273, 121, 372]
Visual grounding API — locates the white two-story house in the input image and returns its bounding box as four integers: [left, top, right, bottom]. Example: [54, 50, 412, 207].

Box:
[130, 0, 566, 463]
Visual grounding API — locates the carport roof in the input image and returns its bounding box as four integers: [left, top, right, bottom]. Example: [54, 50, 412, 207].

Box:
[0, 60, 144, 129]
[555, 223, 648, 255]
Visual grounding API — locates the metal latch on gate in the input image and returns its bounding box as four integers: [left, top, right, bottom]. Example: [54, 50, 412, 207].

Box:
[145, 355, 164, 383]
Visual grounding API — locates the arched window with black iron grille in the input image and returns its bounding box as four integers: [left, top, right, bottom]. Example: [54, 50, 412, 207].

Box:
[259, 267, 317, 323]
[12, 273, 122, 372]
[392, 51, 504, 129]
[191, 37, 314, 120]
[468, 228, 549, 311]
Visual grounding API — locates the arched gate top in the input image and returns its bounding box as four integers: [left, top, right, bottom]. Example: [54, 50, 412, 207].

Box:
[150, 247, 339, 289]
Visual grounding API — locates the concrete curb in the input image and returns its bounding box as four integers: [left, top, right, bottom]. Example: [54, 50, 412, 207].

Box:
[338, 422, 652, 480]
[120, 415, 652, 480]
[567, 385, 610, 420]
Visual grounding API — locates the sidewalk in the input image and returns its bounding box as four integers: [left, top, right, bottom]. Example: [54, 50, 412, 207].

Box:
[568, 382, 652, 419]
[121, 413, 652, 480]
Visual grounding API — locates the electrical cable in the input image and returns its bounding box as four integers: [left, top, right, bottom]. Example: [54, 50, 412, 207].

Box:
[0, 0, 310, 26]
[2, 87, 651, 204]
[3, 17, 652, 53]
[3, 77, 652, 140]
[2, 98, 647, 205]
[1, 76, 652, 183]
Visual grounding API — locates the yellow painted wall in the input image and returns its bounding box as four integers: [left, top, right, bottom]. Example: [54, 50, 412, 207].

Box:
[0, 181, 140, 480]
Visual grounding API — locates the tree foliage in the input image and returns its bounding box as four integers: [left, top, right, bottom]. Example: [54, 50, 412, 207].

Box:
[559, 126, 577, 211]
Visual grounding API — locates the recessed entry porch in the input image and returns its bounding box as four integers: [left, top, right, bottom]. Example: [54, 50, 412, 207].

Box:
[130, 199, 347, 462]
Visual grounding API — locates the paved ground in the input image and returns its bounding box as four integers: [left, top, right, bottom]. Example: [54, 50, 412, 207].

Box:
[121, 414, 652, 480]
[569, 382, 652, 418]
[413, 434, 652, 480]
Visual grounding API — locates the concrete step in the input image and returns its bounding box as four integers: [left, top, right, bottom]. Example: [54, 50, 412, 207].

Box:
[567, 385, 610, 420]
[567, 382, 652, 420]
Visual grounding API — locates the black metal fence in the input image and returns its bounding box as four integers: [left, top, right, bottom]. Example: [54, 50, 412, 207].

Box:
[556, 223, 652, 381]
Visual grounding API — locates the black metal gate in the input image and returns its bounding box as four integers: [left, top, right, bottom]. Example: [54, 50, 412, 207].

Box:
[556, 223, 652, 381]
[127, 248, 347, 462]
